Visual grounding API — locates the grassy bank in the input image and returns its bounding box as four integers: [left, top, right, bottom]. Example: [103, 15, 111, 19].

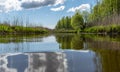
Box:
[54, 29, 77, 33]
[0, 24, 49, 35]
[84, 24, 120, 34]
[54, 24, 120, 34]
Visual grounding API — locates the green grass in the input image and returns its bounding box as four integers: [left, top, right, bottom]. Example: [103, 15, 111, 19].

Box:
[54, 29, 77, 33]
[0, 24, 48, 34]
[84, 24, 120, 34]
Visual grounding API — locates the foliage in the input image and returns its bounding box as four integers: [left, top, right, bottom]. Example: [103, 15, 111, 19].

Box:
[55, 0, 120, 33]
[84, 24, 120, 33]
[55, 16, 72, 30]
[55, 11, 84, 32]
[0, 24, 48, 35]
[54, 29, 77, 33]
[71, 11, 84, 31]
[87, 0, 120, 27]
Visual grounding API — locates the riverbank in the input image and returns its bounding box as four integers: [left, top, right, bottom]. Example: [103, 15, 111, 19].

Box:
[0, 24, 49, 35]
[54, 29, 77, 33]
[84, 25, 120, 34]
[54, 24, 120, 34]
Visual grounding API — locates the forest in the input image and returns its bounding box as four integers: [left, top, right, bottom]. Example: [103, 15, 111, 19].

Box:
[55, 0, 120, 34]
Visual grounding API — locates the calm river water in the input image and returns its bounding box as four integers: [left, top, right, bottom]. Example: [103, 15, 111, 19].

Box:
[0, 34, 120, 72]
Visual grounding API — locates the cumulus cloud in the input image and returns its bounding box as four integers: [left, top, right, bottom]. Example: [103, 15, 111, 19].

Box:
[0, 0, 65, 12]
[67, 4, 90, 12]
[50, 6, 65, 11]
[21, 0, 65, 9]
[0, 0, 22, 12]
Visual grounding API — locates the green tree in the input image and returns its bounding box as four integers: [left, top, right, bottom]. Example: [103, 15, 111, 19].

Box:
[87, 0, 120, 27]
[55, 20, 61, 29]
[55, 16, 73, 30]
[81, 11, 90, 28]
[71, 11, 84, 32]
[65, 16, 72, 29]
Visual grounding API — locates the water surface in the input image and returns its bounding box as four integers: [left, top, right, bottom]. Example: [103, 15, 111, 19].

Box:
[0, 34, 120, 72]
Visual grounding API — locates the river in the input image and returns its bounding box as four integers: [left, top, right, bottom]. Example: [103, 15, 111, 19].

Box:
[0, 34, 120, 72]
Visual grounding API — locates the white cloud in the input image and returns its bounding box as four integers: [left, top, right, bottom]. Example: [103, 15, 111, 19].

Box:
[55, 0, 65, 5]
[67, 4, 90, 12]
[50, 6, 65, 11]
[0, 0, 22, 12]
[0, 0, 65, 13]
[21, 0, 65, 9]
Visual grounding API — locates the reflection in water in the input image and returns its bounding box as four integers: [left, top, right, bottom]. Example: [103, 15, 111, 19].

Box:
[55, 34, 74, 49]
[93, 49, 120, 72]
[27, 52, 66, 72]
[0, 34, 120, 72]
[0, 35, 59, 54]
[55, 34, 120, 72]
[55, 34, 84, 50]
[65, 50, 97, 72]
[84, 34, 120, 72]
[0, 51, 97, 72]
[0, 34, 45, 43]
[86, 37, 120, 50]
[7, 54, 28, 72]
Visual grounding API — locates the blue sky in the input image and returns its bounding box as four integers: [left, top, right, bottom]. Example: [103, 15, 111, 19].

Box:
[0, 0, 96, 29]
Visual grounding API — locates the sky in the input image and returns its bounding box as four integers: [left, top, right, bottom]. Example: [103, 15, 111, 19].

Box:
[0, 0, 96, 29]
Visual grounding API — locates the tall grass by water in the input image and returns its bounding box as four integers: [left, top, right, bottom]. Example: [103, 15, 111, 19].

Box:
[0, 24, 48, 35]
[84, 24, 120, 34]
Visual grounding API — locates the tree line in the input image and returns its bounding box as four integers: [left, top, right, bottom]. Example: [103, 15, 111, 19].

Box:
[55, 0, 120, 33]
[55, 11, 84, 32]
[87, 0, 120, 27]
[55, 16, 72, 30]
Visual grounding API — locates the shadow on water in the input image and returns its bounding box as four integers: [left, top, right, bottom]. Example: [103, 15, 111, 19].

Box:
[0, 34, 120, 72]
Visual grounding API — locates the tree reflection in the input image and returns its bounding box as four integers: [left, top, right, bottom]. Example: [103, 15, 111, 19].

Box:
[55, 34, 84, 50]
[71, 34, 84, 50]
[102, 50, 120, 72]
[55, 34, 74, 49]
[93, 49, 120, 72]
[85, 34, 120, 72]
